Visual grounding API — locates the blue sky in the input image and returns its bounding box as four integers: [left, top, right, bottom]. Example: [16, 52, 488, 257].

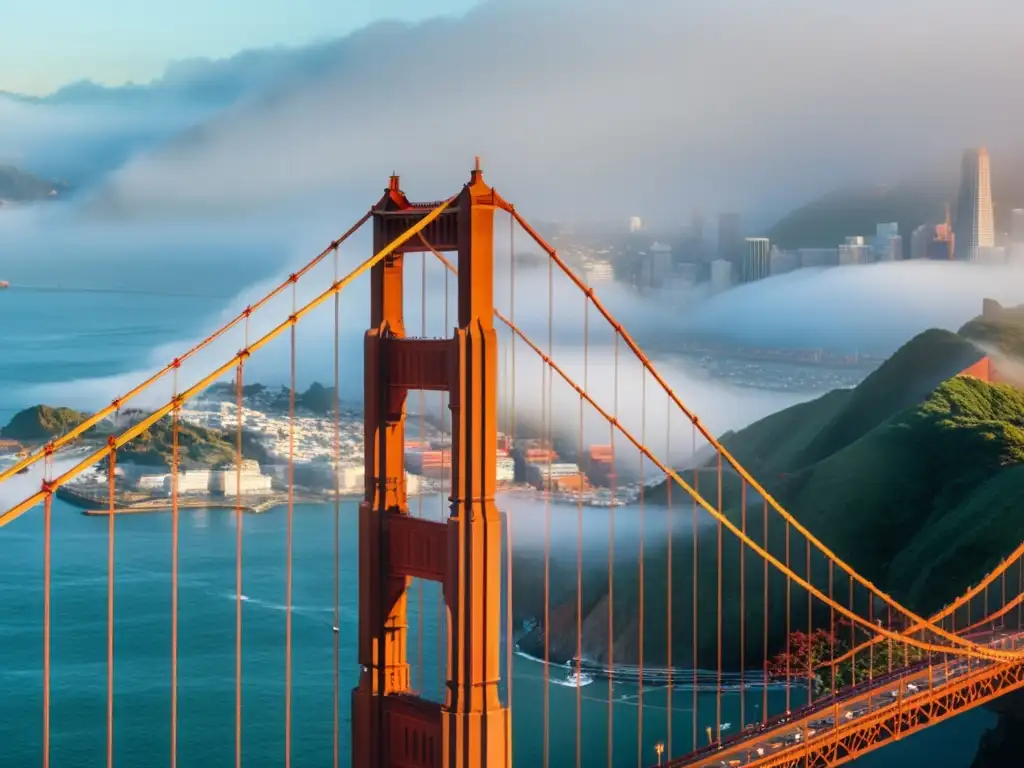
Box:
[0, 0, 480, 95]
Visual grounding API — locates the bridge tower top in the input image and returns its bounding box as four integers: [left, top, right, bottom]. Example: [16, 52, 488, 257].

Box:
[355, 163, 510, 768]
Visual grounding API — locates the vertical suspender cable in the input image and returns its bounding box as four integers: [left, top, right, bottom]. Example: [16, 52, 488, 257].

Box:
[666, 397, 673, 759]
[806, 540, 812, 705]
[43, 488, 53, 768]
[692, 423, 698, 749]
[332, 249, 341, 768]
[740, 480, 746, 730]
[108, 433, 116, 768]
[762, 498, 768, 723]
[866, 583, 872, 683]
[888, 605, 893, 674]
[828, 561, 834, 698]
[285, 287, 296, 768]
[785, 522, 791, 713]
[576, 391, 584, 768]
[715, 451, 722, 741]
[171, 372, 180, 768]
[438, 266, 450, 699]
[637, 370, 646, 768]
[608, 332, 619, 768]
[418, 252, 426, 695]
[542, 253, 553, 768]
[235, 354, 245, 768]
[507, 211, 515, 757]
[1011, 561, 1019, 630]
[576, 284, 587, 768]
[634, 370, 643, 765]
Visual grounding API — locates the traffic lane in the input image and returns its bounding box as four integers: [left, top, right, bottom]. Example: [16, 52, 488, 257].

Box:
[684, 632, 1021, 767]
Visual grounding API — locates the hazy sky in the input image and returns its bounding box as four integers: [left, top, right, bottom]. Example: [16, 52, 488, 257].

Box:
[0, 0, 479, 95]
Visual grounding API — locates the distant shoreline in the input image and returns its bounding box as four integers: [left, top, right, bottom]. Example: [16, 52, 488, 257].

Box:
[58, 485, 366, 517]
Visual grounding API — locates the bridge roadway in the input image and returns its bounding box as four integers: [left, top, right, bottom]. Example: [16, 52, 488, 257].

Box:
[666, 628, 1023, 767]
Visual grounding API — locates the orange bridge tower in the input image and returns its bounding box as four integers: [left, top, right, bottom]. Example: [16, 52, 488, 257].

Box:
[352, 163, 511, 768]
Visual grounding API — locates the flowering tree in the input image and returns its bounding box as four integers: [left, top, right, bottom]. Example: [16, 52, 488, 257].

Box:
[768, 618, 927, 700]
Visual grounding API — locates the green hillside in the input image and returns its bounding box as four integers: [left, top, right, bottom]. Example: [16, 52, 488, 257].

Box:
[1, 405, 91, 442]
[1, 405, 270, 470]
[116, 418, 271, 471]
[514, 314, 1024, 671]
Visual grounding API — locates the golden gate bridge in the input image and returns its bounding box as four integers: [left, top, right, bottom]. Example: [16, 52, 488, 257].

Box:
[1, 162, 1024, 768]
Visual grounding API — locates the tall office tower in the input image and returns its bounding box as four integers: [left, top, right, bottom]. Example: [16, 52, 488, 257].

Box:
[952, 147, 995, 261]
[742, 238, 771, 282]
[718, 213, 743, 265]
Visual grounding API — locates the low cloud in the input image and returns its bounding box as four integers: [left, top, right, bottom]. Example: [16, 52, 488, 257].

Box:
[80, 0, 1024, 227]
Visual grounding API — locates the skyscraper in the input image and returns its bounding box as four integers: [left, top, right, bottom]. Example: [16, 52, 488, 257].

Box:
[742, 238, 771, 282]
[952, 147, 995, 261]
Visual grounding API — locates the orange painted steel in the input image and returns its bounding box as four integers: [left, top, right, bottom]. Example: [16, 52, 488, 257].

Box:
[0, 210, 372, 485]
[509, 209, 1015, 658]
[107, 441, 116, 768]
[0, 197, 453, 531]
[419, 238, 1018, 664]
[170, 403, 180, 768]
[682, 652, 1024, 768]
[821, 547, 1024, 674]
[332, 254, 342, 768]
[234, 363, 245, 768]
[42, 493, 52, 768]
[351, 168, 508, 768]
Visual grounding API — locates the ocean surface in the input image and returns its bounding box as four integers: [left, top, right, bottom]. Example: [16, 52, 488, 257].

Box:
[0, 284, 998, 767]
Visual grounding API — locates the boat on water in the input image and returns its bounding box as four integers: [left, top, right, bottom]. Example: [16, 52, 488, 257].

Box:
[563, 670, 594, 687]
[0, 281, 9, 289]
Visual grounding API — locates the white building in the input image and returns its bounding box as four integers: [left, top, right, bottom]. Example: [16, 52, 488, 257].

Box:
[176, 470, 212, 494]
[839, 237, 873, 266]
[629, 216, 643, 232]
[137, 474, 168, 491]
[526, 462, 583, 487]
[584, 260, 614, 283]
[710, 259, 733, 292]
[210, 459, 273, 496]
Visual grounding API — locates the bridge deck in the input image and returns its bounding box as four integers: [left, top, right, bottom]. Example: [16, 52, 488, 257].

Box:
[670, 630, 1024, 768]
